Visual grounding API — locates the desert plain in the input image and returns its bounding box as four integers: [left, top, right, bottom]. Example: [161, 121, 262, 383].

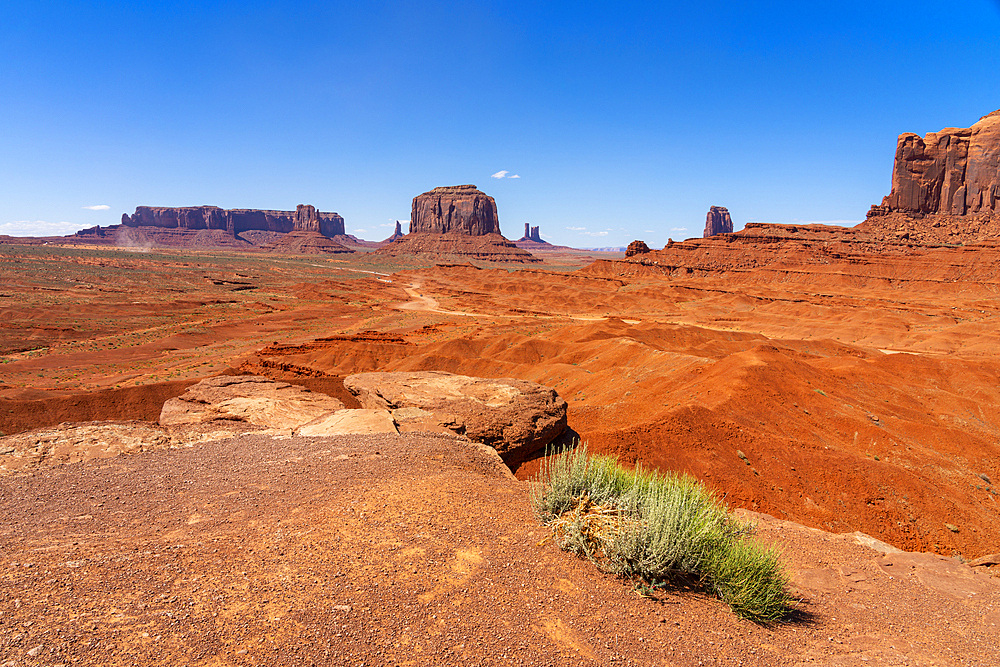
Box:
[1, 216, 999, 666]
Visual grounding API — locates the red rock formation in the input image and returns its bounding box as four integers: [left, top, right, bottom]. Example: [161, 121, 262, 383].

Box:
[704, 206, 734, 237]
[382, 221, 404, 243]
[625, 240, 650, 257]
[121, 206, 346, 238]
[877, 110, 1000, 216]
[517, 223, 548, 244]
[410, 185, 500, 235]
[293, 204, 321, 233]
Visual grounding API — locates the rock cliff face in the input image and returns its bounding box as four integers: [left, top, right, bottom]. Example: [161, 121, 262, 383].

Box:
[876, 110, 1000, 216]
[704, 206, 734, 237]
[121, 205, 346, 238]
[410, 185, 500, 235]
[517, 223, 547, 244]
[625, 240, 650, 257]
[382, 221, 404, 243]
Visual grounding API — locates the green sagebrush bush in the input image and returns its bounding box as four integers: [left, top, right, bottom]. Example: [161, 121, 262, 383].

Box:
[530, 444, 791, 623]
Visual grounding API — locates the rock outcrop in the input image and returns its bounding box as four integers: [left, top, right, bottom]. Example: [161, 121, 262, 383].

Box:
[625, 240, 650, 257]
[704, 206, 734, 237]
[159, 376, 346, 429]
[344, 371, 567, 465]
[517, 224, 548, 244]
[873, 110, 1000, 217]
[382, 221, 405, 243]
[121, 205, 346, 239]
[410, 185, 500, 235]
[376, 185, 538, 262]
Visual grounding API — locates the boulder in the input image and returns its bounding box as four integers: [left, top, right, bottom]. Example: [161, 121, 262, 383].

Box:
[703, 206, 733, 237]
[880, 109, 1000, 216]
[159, 375, 345, 429]
[344, 371, 567, 464]
[410, 185, 501, 235]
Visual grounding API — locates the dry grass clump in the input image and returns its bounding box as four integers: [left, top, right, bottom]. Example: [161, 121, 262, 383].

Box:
[530, 444, 791, 623]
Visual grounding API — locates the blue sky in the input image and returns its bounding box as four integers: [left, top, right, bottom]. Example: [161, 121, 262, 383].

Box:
[3, 1, 1000, 247]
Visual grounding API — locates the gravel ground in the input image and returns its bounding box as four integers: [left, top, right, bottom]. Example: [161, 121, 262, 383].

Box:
[1, 432, 998, 666]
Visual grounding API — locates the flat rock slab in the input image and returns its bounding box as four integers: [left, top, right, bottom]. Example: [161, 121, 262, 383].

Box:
[344, 370, 567, 464]
[0, 421, 260, 475]
[297, 409, 398, 436]
[160, 375, 344, 429]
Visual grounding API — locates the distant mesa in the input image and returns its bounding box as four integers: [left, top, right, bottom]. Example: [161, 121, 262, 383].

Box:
[377, 185, 539, 263]
[703, 206, 733, 238]
[625, 240, 650, 257]
[122, 204, 346, 238]
[32, 204, 365, 253]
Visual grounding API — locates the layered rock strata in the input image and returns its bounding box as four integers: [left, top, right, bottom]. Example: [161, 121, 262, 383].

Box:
[376, 184, 538, 262]
[517, 223, 545, 243]
[345, 370, 567, 465]
[410, 185, 500, 235]
[121, 205, 346, 238]
[704, 206, 734, 237]
[872, 110, 1000, 217]
[625, 240, 651, 257]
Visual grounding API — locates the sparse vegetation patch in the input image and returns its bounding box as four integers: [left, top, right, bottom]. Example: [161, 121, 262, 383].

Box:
[531, 444, 792, 623]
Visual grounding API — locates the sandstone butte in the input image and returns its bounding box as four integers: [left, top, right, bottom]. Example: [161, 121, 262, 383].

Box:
[376, 184, 540, 262]
[703, 205, 734, 237]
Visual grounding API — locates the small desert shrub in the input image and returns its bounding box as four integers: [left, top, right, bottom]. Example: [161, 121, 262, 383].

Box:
[531, 444, 791, 623]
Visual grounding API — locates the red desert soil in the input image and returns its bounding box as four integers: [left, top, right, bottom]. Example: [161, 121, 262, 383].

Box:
[2, 239, 1000, 664]
[2, 432, 998, 666]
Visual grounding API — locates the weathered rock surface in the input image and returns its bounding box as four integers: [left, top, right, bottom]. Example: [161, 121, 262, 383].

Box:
[121, 205, 346, 238]
[517, 223, 547, 244]
[382, 221, 405, 243]
[410, 185, 500, 235]
[159, 376, 345, 429]
[704, 206, 734, 237]
[625, 240, 650, 257]
[0, 421, 257, 475]
[0, 422, 172, 474]
[875, 109, 1000, 216]
[297, 409, 398, 436]
[344, 371, 567, 464]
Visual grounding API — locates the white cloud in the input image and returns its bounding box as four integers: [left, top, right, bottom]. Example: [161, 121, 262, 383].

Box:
[670, 227, 687, 232]
[643, 230, 655, 233]
[1, 220, 84, 237]
[491, 170, 509, 179]
[82, 204, 110, 211]
[566, 226, 586, 231]
[353, 229, 368, 234]
[581, 231, 609, 237]
[508, 174, 520, 179]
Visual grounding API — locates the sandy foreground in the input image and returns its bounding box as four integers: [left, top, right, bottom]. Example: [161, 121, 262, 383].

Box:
[2, 431, 997, 667]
